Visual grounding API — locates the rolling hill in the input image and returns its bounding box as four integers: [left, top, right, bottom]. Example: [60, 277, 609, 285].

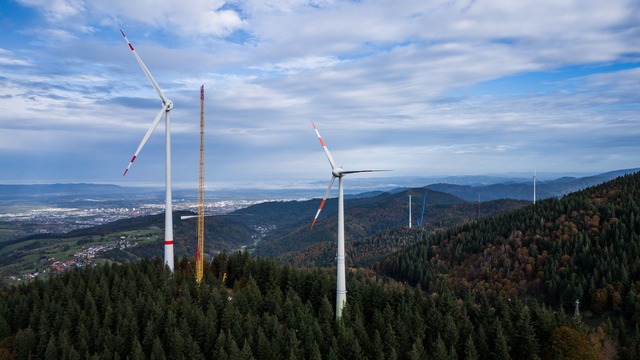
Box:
[275, 198, 529, 268]
[1, 168, 636, 282]
[0, 186, 526, 278]
[246, 188, 529, 260]
[0, 211, 255, 277]
[375, 170, 640, 318]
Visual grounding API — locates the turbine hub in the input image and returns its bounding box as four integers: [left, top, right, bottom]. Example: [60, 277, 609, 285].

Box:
[165, 99, 174, 111]
[332, 167, 345, 177]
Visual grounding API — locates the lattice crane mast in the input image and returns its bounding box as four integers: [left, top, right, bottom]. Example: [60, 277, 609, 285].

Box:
[196, 85, 205, 283]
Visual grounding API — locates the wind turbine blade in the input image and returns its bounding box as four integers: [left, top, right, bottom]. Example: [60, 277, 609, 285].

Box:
[311, 121, 337, 170]
[311, 176, 336, 229]
[120, 29, 168, 104]
[341, 169, 391, 175]
[123, 105, 167, 176]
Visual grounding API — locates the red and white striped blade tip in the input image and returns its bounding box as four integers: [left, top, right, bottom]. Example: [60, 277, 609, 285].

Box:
[310, 200, 327, 229]
[123, 155, 137, 176]
[310, 176, 335, 229]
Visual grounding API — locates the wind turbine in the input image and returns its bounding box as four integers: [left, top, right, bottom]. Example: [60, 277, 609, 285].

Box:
[533, 168, 547, 205]
[120, 29, 176, 271]
[310, 121, 388, 320]
[408, 194, 412, 228]
[417, 191, 427, 227]
[533, 170, 537, 205]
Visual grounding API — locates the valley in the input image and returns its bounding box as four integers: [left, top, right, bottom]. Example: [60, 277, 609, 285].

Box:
[0, 169, 636, 285]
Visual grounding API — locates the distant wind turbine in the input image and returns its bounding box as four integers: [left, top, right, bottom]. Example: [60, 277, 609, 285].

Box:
[310, 121, 389, 320]
[417, 191, 427, 227]
[408, 194, 412, 228]
[120, 29, 176, 271]
[533, 168, 548, 205]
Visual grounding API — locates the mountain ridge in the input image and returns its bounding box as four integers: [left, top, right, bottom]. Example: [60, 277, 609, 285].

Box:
[1, 167, 637, 200]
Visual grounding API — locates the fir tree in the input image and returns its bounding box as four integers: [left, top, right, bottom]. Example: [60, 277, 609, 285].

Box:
[432, 335, 449, 360]
[494, 320, 511, 360]
[513, 305, 539, 360]
[464, 334, 479, 360]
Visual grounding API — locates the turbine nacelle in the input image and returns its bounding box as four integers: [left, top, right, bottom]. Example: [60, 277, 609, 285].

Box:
[332, 167, 345, 177]
[164, 99, 174, 111]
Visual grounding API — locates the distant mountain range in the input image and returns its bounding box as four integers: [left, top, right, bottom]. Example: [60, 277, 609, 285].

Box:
[0, 183, 161, 198]
[1, 168, 637, 202]
[424, 168, 640, 202]
[0, 183, 163, 211]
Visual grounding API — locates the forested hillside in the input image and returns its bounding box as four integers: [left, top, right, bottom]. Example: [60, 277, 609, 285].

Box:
[376, 171, 640, 357]
[0, 252, 619, 359]
[251, 188, 461, 257]
[253, 189, 527, 261]
[280, 199, 528, 268]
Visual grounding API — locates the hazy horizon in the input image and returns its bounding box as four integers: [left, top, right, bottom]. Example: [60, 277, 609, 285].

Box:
[1, 167, 637, 192]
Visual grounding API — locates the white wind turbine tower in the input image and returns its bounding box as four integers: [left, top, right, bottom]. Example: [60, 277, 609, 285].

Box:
[120, 30, 176, 271]
[408, 195, 412, 228]
[533, 168, 547, 205]
[310, 121, 388, 320]
[533, 169, 537, 205]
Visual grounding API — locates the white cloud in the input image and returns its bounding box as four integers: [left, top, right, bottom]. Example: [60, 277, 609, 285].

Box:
[17, 0, 86, 22]
[242, 0, 336, 14]
[1, 0, 639, 184]
[251, 55, 341, 74]
[0, 49, 32, 66]
[18, 0, 247, 36]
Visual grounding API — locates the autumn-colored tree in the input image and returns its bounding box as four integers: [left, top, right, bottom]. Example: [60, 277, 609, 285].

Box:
[547, 326, 598, 360]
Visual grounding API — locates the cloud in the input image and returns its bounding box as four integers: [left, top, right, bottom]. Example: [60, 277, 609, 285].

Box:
[16, 0, 86, 22]
[0, 0, 638, 185]
[251, 55, 341, 74]
[17, 0, 247, 37]
[0, 49, 33, 66]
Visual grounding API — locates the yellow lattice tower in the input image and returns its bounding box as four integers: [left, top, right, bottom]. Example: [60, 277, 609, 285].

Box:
[196, 85, 205, 283]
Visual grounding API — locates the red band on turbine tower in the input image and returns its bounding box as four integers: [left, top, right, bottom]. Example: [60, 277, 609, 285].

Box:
[164, 240, 174, 245]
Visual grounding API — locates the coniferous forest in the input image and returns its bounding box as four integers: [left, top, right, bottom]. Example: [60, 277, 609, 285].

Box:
[0, 254, 615, 359]
[0, 172, 639, 359]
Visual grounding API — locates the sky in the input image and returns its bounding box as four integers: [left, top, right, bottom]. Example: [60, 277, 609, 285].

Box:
[0, 0, 639, 190]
